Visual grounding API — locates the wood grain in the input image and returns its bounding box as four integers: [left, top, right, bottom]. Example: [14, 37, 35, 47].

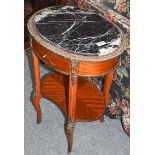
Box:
[41, 72, 105, 122]
[31, 38, 120, 77]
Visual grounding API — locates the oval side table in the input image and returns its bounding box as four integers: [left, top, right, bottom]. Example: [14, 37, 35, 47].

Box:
[27, 6, 126, 153]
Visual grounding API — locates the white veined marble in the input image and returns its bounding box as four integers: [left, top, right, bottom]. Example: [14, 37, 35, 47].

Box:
[95, 41, 106, 46]
[98, 37, 121, 55]
[34, 6, 98, 23]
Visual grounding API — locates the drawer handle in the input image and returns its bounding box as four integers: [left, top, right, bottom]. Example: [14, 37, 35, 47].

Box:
[43, 55, 47, 58]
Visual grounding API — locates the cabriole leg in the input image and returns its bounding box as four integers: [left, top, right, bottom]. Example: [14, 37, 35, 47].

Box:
[100, 71, 113, 123]
[66, 59, 78, 153]
[103, 71, 113, 106]
[32, 51, 42, 124]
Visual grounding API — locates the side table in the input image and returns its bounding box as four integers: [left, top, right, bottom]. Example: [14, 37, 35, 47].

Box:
[27, 6, 126, 153]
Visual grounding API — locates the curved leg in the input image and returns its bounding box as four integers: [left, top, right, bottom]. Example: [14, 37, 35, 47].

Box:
[32, 52, 42, 124]
[103, 71, 113, 106]
[100, 71, 113, 123]
[66, 59, 78, 153]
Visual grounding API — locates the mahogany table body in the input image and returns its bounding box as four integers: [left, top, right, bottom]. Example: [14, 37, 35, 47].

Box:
[28, 6, 125, 153]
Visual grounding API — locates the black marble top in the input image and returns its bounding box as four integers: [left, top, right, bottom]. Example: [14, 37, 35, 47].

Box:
[34, 6, 121, 56]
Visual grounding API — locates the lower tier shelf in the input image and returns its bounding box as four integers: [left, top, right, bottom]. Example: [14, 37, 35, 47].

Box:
[41, 72, 105, 122]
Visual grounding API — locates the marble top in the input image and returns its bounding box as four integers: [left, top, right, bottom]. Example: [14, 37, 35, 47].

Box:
[28, 6, 125, 61]
[34, 6, 122, 56]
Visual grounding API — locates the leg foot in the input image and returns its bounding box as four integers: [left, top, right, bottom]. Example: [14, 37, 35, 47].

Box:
[67, 128, 74, 153]
[100, 114, 105, 123]
[32, 94, 42, 124]
[66, 117, 75, 153]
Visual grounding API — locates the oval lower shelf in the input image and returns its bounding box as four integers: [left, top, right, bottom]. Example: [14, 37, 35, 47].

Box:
[41, 72, 105, 122]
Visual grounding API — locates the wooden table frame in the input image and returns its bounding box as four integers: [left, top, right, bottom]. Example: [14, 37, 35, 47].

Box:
[27, 7, 125, 152]
[31, 40, 119, 152]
